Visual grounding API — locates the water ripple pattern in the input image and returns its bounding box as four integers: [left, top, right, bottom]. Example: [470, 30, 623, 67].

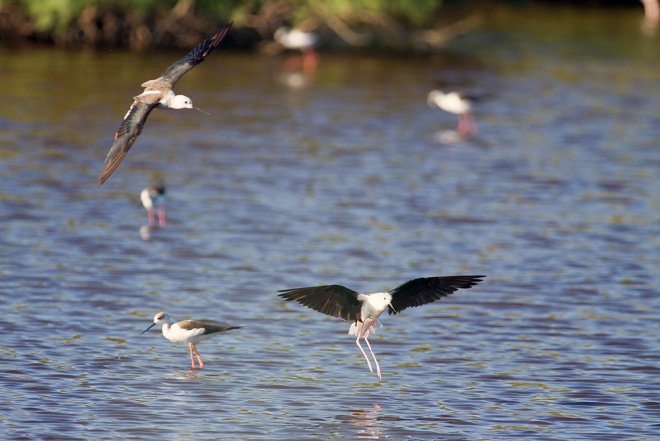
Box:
[0, 6, 658, 440]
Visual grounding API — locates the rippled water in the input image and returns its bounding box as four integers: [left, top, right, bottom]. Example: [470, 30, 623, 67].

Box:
[1, 5, 659, 440]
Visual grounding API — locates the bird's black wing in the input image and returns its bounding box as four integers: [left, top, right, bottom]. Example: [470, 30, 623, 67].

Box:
[388, 275, 486, 315]
[98, 100, 157, 185]
[179, 320, 242, 335]
[278, 285, 363, 322]
[158, 23, 232, 87]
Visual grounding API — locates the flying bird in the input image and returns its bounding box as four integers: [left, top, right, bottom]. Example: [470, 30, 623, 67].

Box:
[140, 180, 166, 227]
[141, 311, 241, 369]
[427, 90, 478, 137]
[278, 275, 486, 379]
[98, 23, 232, 185]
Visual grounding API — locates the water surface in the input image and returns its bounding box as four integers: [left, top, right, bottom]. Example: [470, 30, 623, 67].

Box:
[1, 5, 658, 440]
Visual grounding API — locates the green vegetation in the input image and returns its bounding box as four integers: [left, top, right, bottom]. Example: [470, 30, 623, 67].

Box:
[1, 0, 647, 49]
[1, 0, 458, 48]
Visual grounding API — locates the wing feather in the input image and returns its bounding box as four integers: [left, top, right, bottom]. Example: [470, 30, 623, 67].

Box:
[97, 24, 231, 185]
[98, 100, 156, 185]
[278, 285, 362, 322]
[178, 320, 241, 335]
[388, 275, 486, 315]
[158, 23, 232, 87]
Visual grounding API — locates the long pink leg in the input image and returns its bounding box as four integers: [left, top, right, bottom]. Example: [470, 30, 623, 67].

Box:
[189, 343, 197, 369]
[458, 113, 477, 137]
[192, 343, 205, 368]
[354, 323, 374, 373]
[457, 115, 465, 135]
[465, 112, 477, 135]
[363, 324, 382, 379]
[301, 47, 319, 73]
[147, 208, 155, 227]
[158, 206, 166, 227]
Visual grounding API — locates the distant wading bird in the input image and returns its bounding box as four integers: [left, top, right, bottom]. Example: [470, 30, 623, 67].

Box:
[274, 27, 320, 73]
[141, 312, 241, 369]
[141, 181, 166, 227]
[279, 275, 486, 379]
[427, 90, 477, 137]
[97, 23, 232, 185]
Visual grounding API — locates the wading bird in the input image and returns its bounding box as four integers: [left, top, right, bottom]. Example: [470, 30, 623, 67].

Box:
[274, 27, 320, 73]
[140, 181, 166, 227]
[98, 23, 232, 185]
[279, 275, 485, 379]
[427, 90, 477, 137]
[141, 312, 241, 369]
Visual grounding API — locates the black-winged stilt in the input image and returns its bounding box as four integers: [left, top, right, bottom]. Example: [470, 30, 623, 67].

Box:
[279, 275, 486, 379]
[140, 181, 166, 227]
[98, 23, 232, 185]
[274, 26, 320, 73]
[427, 90, 477, 137]
[141, 312, 241, 369]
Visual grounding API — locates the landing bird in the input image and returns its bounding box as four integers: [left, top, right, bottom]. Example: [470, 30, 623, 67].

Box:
[279, 275, 486, 379]
[141, 311, 241, 369]
[97, 23, 232, 185]
[140, 181, 166, 227]
[274, 27, 319, 73]
[427, 90, 477, 137]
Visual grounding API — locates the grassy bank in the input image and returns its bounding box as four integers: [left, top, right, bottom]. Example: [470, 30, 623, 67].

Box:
[0, 0, 650, 50]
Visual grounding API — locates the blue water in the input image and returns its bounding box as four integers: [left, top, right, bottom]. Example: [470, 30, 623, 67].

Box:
[1, 5, 659, 440]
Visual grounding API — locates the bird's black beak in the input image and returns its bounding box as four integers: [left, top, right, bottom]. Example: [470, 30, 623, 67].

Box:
[389, 303, 397, 314]
[141, 322, 157, 335]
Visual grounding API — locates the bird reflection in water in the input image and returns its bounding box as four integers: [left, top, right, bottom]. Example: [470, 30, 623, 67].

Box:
[343, 404, 383, 440]
[277, 70, 312, 89]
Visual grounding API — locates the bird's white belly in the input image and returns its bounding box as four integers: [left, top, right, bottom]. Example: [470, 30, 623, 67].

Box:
[165, 325, 207, 343]
[348, 318, 376, 337]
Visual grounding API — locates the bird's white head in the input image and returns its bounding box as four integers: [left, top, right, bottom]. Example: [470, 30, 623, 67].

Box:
[427, 90, 444, 108]
[274, 27, 289, 42]
[169, 94, 194, 110]
[153, 311, 170, 324]
[141, 311, 171, 335]
[367, 292, 394, 315]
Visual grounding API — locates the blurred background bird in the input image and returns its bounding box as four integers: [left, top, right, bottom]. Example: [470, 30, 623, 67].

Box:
[141, 180, 166, 228]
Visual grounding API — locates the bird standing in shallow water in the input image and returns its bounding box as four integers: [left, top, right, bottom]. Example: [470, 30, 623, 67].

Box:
[427, 90, 478, 137]
[98, 23, 232, 185]
[274, 27, 320, 73]
[279, 275, 486, 379]
[140, 181, 166, 227]
[141, 312, 241, 369]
